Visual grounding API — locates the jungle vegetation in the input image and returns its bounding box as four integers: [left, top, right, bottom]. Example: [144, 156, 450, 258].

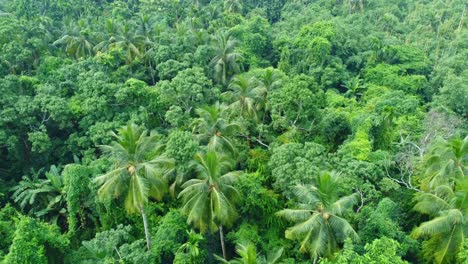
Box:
[0, 0, 467, 263]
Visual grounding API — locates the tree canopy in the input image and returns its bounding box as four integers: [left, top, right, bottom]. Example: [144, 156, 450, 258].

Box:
[0, 0, 466, 263]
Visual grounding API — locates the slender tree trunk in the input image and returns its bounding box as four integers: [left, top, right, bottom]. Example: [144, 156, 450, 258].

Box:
[313, 255, 318, 264]
[140, 206, 151, 250]
[457, 5, 466, 32]
[219, 225, 227, 259]
[221, 63, 227, 85]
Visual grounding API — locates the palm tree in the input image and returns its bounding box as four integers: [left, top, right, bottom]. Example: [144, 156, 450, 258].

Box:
[216, 241, 256, 264]
[176, 230, 205, 263]
[178, 150, 242, 259]
[422, 136, 467, 190]
[191, 102, 241, 154]
[94, 21, 147, 63]
[210, 30, 243, 86]
[93, 124, 173, 250]
[224, 0, 243, 13]
[276, 171, 358, 263]
[224, 75, 265, 119]
[215, 241, 284, 264]
[53, 20, 94, 59]
[255, 67, 284, 92]
[412, 180, 467, 264]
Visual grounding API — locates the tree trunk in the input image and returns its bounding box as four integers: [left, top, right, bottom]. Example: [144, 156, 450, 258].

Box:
[313, 255, 318, 264]
[457, 4, 466, 32]
[140, 206, 151, 251]
[219, 225, 227, 259]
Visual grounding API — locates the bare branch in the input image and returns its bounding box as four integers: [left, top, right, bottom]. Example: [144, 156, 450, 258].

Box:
[355, 189, 365, 213]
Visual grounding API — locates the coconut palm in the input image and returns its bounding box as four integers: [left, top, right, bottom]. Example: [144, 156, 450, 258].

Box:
[276, 171, 358, 263]
[210, 30, 243, 86]
[191, 102, 241, 154]
[93, 124, 173, 250]
[94, 21, 147, 63]
[256, 67, 284, 92]
[178, 150, 242, 259]
[412, 179, 467, 264]
[224, 75, 266, 119]
[422, 136, 467, 190]
[53, 20, 94, 59]
[224, 0, 243, 13]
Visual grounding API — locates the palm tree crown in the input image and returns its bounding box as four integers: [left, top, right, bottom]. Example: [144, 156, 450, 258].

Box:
[210, 30, 243, 86]
[422, 136, 467, 189]
[178, 150, 241, 232]
[224, 75, 266, 119]
[93, 124, 173, 250]
[53, 20, 94, 59]
[191, 102, 241, 153]
[94, 123, 172, 213]
[412, 180, 467, 264]
[276, 171, 358, 262]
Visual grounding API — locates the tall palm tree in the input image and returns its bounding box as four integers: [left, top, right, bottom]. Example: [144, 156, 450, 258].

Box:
[178, 150, 242, 259]
[224, 75, 266, 119]
[210, 30, 243, 86]
[53, 20, 94, 59]
[422, 136, 467, 190]
[276, 171, 358, 263]
[93, 124, 173, 250]
[255, 67, 284, 92]
[191, 102, 241, 154]
[94, 21, 147, 63]
[412, 180, 467, 264]
[224, 0, 243, 13]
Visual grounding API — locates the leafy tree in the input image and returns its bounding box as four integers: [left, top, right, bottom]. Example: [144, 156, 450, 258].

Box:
[357, 198, 406, 247]
[320, 112, 352, 149]
[434, 71, 468, 117]
[157, 67, 215, 114]
[93, 123, 173, 250]
[267, 75, 324, 131]
[3, 216, 69, 264]
[165, 130, 199, 191]
[62, 164, 96, 235]
[0, 204, 18, 259]
[71, 224, 152, 264]
[152, 210, 188, 263]
[277, 171, 358, 263]
[178, 150, 242, 259]
[322, 237, 408, 264]
[268, 142, 330, 195]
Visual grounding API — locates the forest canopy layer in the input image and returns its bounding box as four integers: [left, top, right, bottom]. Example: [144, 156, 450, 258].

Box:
[0, 0, 467, 263]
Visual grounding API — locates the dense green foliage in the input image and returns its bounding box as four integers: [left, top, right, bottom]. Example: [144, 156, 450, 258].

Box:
[0, 0, 466, 263]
